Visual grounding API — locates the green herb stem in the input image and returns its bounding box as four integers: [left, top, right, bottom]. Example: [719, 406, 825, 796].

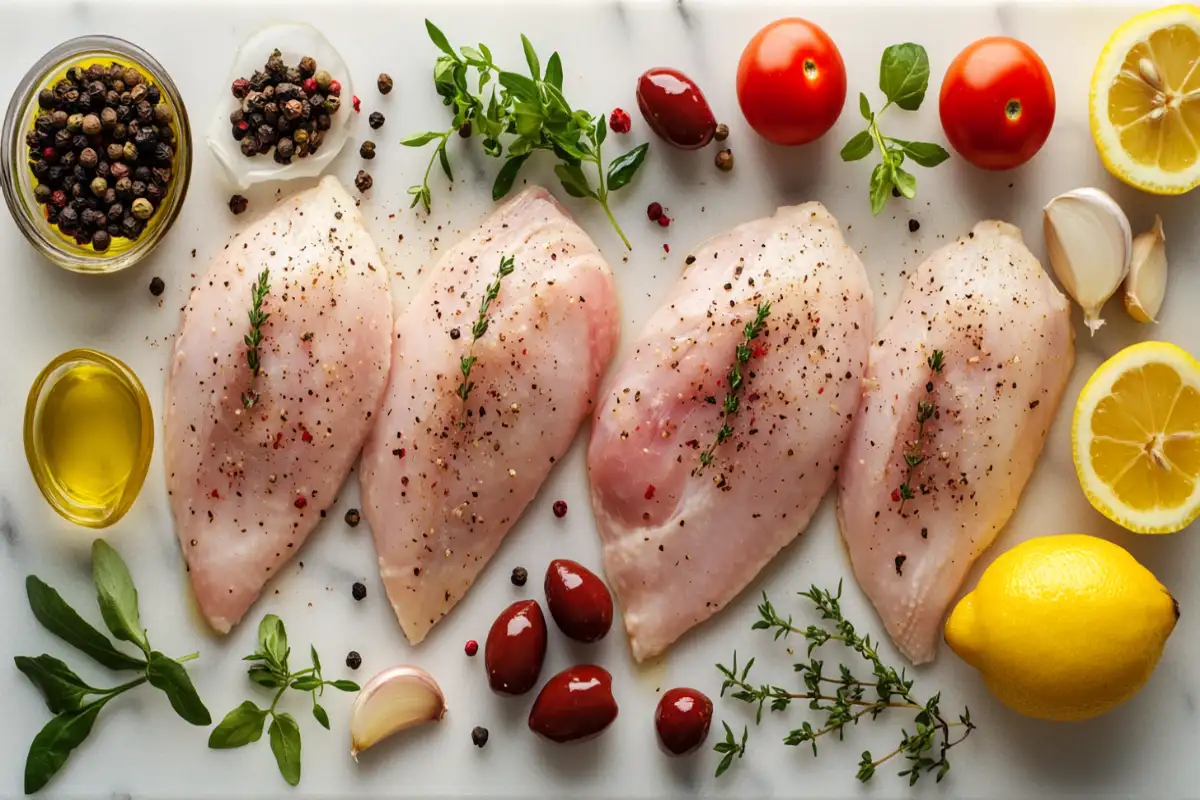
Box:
[241, 268, 271, 409]
[458, 255, 515, 428]
[897, 349, 945, 513]
[698, 301, 771, 472]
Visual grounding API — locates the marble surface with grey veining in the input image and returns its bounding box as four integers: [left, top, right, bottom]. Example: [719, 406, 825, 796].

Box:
[1, 1, 1198, 797]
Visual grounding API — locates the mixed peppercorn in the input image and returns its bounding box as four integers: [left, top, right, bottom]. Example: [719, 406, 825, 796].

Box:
[26, 61, 177, 251]
[228, 49, 343, 163]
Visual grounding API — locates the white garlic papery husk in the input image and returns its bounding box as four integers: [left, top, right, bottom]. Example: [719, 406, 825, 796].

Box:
[349, 666, 446, 760]
[1042, 188, 1132, 336]
[207, 23, 355, 190]
[1124, 215, 1167, 323]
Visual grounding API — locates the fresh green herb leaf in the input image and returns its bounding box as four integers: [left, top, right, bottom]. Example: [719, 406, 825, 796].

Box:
[880, 43, 930, 111]
[697, 302, 771, 472]
[892, 165, 917, 199]
[208, 701, 268, 749]
[545, 52, 563, 90]
[328, 680, 361, 692]
[425, 19, 457, 59]
[605, 142, 649, 191]
[859, 92, 872, 121]
[312, 703, 330, 730]
[24, 697, 111, 794]
[896, 350, 945, 513]
[269, 712, 302, 786]
[555, 163, 593, 198]
[499, 71, 539, 103]
[240, 269, 271, 409]
[492, 153, 531, 200]
[90, 540, 148, 655]
[840, 130, 874, 162]
[869, 163, 891, 216]
[400, 131, 445, 147]
[457, 255, 516, 427]
[258, 614, 288, 670]
[290, 676, 323, 692]
[25, 576, 144, 672]
[146, 652, 211, 726]
[437, 143, 454, 180]
[889, 138, 950, 168]
[309, 646, 321, 677]
[14, 655, 97, 714]
[520, 34, 540, 80]
[248, 665, 284, 688]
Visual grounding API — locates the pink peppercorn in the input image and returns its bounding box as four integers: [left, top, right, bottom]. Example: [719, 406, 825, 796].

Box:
[302, 78, 318, 96]
[328, 80, 342, 97]
[657, 215, 671, 228]
[295, 496, 308, 509]
[465, 639, 479, 657]
[646, 202, 663, 221]
[552, 500, 568, 518]
[609, 108, 632, 133]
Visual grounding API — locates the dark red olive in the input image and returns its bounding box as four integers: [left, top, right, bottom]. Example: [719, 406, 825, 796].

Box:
[636, 67, 717, 150]
[655, 687, 713, 755]
[528, 664, 618, 743]
[544, 559, 613, 643]
[484, 599, 547, 695]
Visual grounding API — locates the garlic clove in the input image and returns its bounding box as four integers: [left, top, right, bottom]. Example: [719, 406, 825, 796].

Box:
[1124, 215, 1167, 323]
[349, 666, 446, 760]
[1043, 188, 1132, 336]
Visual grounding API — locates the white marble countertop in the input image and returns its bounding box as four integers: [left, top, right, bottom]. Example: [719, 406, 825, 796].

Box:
[1, 0, 1198, 797]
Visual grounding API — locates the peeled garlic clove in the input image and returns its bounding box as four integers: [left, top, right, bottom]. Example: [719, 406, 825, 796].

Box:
[1043, 188, 1132, 336]
[349, 666, 446, 760]
[1124, 215, 1167, 323]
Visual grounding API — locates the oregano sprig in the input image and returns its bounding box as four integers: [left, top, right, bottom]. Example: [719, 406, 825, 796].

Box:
[897, 349, 945, 512]
[457, 254, 515, 428]
[241, 268, 271, 409]
[841, 43, 950, 214]
[698, 301, 771, 471]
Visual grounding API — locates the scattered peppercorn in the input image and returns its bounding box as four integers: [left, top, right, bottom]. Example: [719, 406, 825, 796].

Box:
[345, 508, 361, 527]
[714, 122, 730, 141]
[345, 651, 362, 670]
[908, 219, 920, 233]
[449, 327, 461, 340]
[647, 202, 663, 222]
[892, 186, 901, 198]
[377, 73, 394, 95]
[352, 581, 367, 601]
[658, 214, 671, 228]
[609, 107, 631, 134]
[359, 141, 376, 159]
[552, 500, 568, 518]
[464, 639, 479, 657]
[354, 170, 373, 193]
[715, 149, 734, 172]
[471, 726, 489, 748]
[368, 111, 385, 130]
[510, 567, 528, 587]
[149, 276, 165, 296]
[228, 194, 248, 215]
[229, 49, 342, 163]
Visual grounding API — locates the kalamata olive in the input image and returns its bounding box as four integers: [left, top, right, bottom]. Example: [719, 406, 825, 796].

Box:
[485, 599, 547, 695]
[636, 67, 717, 150]
[655, 687, 713, 755]
[544, 559, 614, 643]
[528, 665, 618, 743]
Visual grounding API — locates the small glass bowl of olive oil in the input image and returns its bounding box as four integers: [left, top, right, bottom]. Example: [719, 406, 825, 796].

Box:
[24, 349, 153, 528]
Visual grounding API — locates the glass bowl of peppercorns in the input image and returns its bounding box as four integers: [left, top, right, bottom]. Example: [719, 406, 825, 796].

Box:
[1, 35, 191, 274]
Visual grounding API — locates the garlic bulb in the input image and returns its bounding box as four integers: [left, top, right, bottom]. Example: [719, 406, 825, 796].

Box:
[1124, 215, 1167, 323]
[349, 666, 446, 760]
[207, 23, 355, 190]
[1043, 188, 1132, 335]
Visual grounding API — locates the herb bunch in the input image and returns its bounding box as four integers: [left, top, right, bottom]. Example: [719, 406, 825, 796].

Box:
[402, 21, 649, 248]
[208, 614, 359, 786]
[16, 540, 210, 794]
[698, 301, 771, 471]
[241, 267, 271, 409]
[897, 349, 945, 512]
[841, 44, 950, 215]
[457, 254, 515, 428]
[714, 583, 975, 785]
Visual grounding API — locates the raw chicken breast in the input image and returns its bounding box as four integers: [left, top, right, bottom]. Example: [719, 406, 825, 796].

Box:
[837, 220, 1074, 665]
[165, 175, 393, 634]
[588, 202, 873, 662]
[360, 186, 619, 645]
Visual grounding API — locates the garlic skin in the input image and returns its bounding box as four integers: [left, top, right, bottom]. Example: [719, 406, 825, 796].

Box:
[1043, 188, 1132, 335]
[349, 666, 446, 760]
[1124, 215, 1167, 323]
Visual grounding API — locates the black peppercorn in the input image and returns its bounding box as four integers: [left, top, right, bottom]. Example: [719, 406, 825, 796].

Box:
[511, 567, 528, 587]
[299, 56, 317, 78]
[115, 177, 132, 198]
[153, 142, 173, 164]
[377, 73, 393, 95]
[133, 165, 151, 182]
[232, 123, 248, 142]
[57, 206, 78, 230]
[102, 188, 116, 206]
[351, 582, 367, 601]
[275, 137, 295, 162]
[908, 219, 920, 233]
[116, 104, 132, 123]
[147, 86, 160, 104]
[122, 216, 143, 239]
[130, 84, 148, 104]
[152, 167, 171, 186]
[228, 194, 248, 215]
[131, 180, 146, 198]
[354, 170, 372, 193]
[38, 88, 56, 108]
[368, 111, 385, 130]
[146, 184, 164, 206]
[345, 651, 362, 670]
[149, 276, 165, 296]
[345, 508, 361, 527]
[34, 184, 52, 204]
[449, 327, 461, 340]
[111, 123, 127, 142]
[359, 141, 376, 159]
[240, 137, 258, 157]
[54, 129, 72, 149]
[471, 727, 488, 748]
[314, 113, 331, 132]
[59, 151, 76, 169]
[32, 159, 50, 178]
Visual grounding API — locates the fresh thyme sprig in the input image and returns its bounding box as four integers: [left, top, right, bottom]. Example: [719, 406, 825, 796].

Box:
[457, 255, 515, 428]
[714, 582, 975, 785]
[698, 301, 771, 471]
[896, 349, 945, 512]
[241, 268, 271, 409]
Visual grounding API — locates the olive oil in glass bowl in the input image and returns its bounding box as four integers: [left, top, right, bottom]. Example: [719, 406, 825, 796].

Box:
[24, 349, 153, 528]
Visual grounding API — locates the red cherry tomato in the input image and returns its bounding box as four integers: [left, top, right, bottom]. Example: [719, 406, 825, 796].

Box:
[938, 37, 1055, 170]
[737, 18, 847, 146]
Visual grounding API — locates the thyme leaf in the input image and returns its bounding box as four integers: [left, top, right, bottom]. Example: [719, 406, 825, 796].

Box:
[698, 301, 771, 472]
[897, 349, 945, 513]
[241, 268, 271, 409]
[458, 255, 515, 428]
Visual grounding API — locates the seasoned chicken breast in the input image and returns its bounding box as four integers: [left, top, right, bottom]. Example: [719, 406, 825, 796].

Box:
[360, 186, 619, 645]
[165, 176, 393, 633]
[837, 220, 1074, 665]
[588, 202, 873, 662]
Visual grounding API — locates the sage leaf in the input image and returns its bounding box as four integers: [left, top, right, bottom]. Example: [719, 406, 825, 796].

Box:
[208, 701, 268, 749]
[24, 697, 110, 794]
[492, 153, 531, 200]
[606, 142, 649, 191]
[425, 19, 457, 59]
[840, 130, 874, 162]
[521, 34, 540, 80]
[545, 52, 563, 90]
[269, 712, 302, 786]
[258, 614, 288, 670]
[889, 138, 950, 168]
[879, 43, 930, 111]
[859, 92, 871, 121]
[290, 676, 322, 692]
[25, 576, 144, 671]
[91, 540, 148, 654]
[869, 163, 891, 216]
[555, 163, 593, 199]
[891, 165, 917, 199]
[146, 652, 211, 726]
[329, 679, 361, 692]
[14, 655, 96, 714]
[399, 131, 444, 148]
[312, 703, 330, 731]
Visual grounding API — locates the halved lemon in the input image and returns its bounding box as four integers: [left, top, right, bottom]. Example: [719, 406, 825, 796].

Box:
[1073, 341, 1200, 533]
[1090, 4, 1200, 194]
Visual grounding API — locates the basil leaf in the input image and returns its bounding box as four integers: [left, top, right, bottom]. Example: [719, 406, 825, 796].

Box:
[513, 101, 543, 139]
[329, 679, 361, 692]
[146, 652, 211, 726]
[425, 20, 457, 59]
[479, 42, 493, 63]
[25, 576, 144, 671]
[313, 703, 330, 731]
[892, 165, 917, 199]
[541, 84, 573, 121]
[506, 136, 536, 157]
[309, 646, 321, 676]
[400, 131, 444, 148]
[879, 43, 930, 111]
[24, 697, 110, 794]
[840, 130, 874, 162]
[208, 701, 267, 749]
[552, 136, 589, 162]
[545, 52, 563, 90]
[492, 153, 531, 200]
[290, 676, 322, 692]
[14, 655, 96, 714]
[460, 45, 484, 64]
[859, 92, 871, 121]
[91, 540, 148, 654]
[269, 712, 302, 786]
[594, 114, 607, 148]
[555, 163, 593, 198]
[606, 142, 649, 191]
[258, 614, 288, 670]
[889, 138, 951, 168]
[438, 144, 454, 181]
[499, 71, 539, 103]
[433, 57, 458, 101]
[521, 34, 540, 80]
[248, 665, 283, 688]
[869, 163, 891, 216]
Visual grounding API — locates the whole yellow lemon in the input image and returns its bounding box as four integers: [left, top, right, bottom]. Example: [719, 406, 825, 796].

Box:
[944, 534, 1177, 722]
